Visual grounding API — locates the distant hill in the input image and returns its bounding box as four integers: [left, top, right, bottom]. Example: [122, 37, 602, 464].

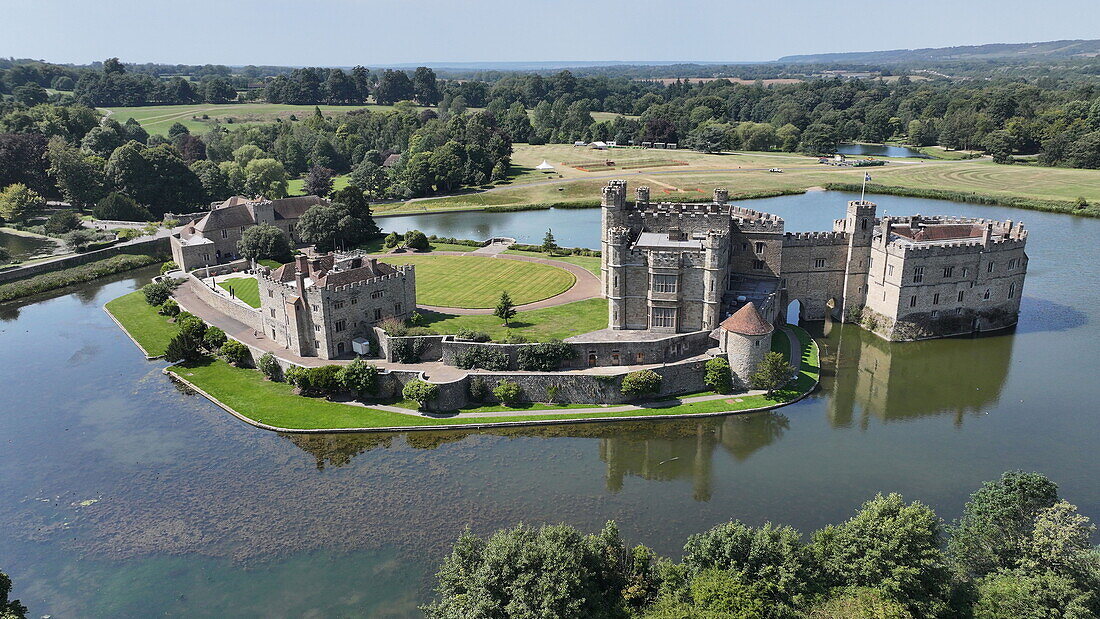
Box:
[779, 39, 1100, 64]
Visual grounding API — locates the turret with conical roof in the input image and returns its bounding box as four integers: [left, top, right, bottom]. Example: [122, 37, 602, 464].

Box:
[718, 302, 775, 388]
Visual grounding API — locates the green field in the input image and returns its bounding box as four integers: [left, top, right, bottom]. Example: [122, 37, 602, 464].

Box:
[102, 103, 425, 136]
[419, 298, 608, 341]
[217, 277, 260, 308]
[501, 250, 601, 275]
[378, 254, 575, 308]
[287, 174, 351, 196]
[104, 290, 179, 357]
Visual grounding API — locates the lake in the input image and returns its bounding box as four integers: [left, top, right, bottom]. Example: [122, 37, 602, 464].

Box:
[836, 143, 929, 158]
[2, 191, 1098, 617]
[0, 229, 59, 262]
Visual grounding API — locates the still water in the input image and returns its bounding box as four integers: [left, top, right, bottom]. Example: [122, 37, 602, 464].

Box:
[2, 191, 1097, 617]
[836, 142, 929, 158]
[0, 229, 59, 261]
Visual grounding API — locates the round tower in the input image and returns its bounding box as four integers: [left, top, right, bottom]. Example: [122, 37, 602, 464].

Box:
[719, 302, 774, 388]
[702, 229, 728, 330]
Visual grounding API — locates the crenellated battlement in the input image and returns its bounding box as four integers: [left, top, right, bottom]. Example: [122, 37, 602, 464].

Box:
[607, 226, 632, 245]
[330, 265, 414, 292]
[783, 230, 848, 246]
[735, 217, 785, 233]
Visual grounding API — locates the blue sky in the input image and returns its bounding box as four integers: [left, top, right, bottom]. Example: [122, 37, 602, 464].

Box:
[2, 0, 1098, 66]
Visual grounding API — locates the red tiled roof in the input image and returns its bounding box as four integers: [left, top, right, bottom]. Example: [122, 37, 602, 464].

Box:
[721, 302, 773, 336]
[892, 224, 985, 242]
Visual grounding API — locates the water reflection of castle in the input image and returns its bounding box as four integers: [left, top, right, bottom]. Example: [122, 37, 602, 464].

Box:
[819, 320, 1015, 429]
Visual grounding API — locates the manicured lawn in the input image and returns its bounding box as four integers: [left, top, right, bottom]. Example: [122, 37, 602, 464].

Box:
[217, 277, 260, 308]
[288, 174, 350, 196]
[378, 254, 575, 308]
[502, 249, 601, 275]
[258, 259, 283, 269]
[359, 238, 480, 254]
[104, 290, 179, 357]
[420, 298, 608, 341]
[103, 103, 432, 136]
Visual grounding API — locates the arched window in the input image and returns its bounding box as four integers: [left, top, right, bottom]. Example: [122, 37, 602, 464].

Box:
[861, 218, 868, 230]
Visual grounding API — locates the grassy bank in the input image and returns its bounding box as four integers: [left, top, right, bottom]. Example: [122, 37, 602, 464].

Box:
[501, 250, 601, 275]
[419, 298, 609, 341]
[0, 253, 163, 303]
[824, 182, 1099, 217]
[104, 290, 179, 357]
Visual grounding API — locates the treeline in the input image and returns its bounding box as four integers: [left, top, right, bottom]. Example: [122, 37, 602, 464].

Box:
[425, 471, 1100, 618]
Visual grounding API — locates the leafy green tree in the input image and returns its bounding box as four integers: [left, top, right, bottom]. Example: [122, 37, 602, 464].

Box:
[384, 231, 401, 248]
[93, 192, 153, 222]
[412, 66, 440, 105]
[750, 351, 795, 397]
[947, 471, 1059, 578]
[404, 229, 429, 251]
[219, 340, 251, 366]
[258, 353, 281, 380]
[812, 493, 951, 617]
[44, 210, 82, 234]
[349, 160, 390, 199]
[777, 123, 802, 152]
[46, 137, 109, 208]
[62, 229, 96, 252]
[0, 183, 41, 222]
[805, 587, 913, 619]
[973, 569, 1096, 618]
[331, 186, 379, 238]
[178, 315, 207, 341]
[799, 123, 838, 154]
[80, 121, 125, 157]
[164, 331, 203, 363]
[237, 223, 292, 263]
[493, 380, 523, 405]
[494, 290, 516, 326]
[402, 379, 439, 410]
[295, 202, 372, 252]
[202, 326, 227, 351]
[190, 159, 232, 202]
[0, 569, 28, 619]
[167, 122, 189, 139]
[13, 83, 48, 106]
[621, 369, 662, 399]
[542, 228, 559, 255]
[425, 521, 652, 619]
[645, 568, 768, 619]
[1019, 500, 1096, 577]
[704, 357, 733, 394]
[375, 69, 414, 104]
[243, 158, 289, 198]
[142, 280, 173, 305]
[336, 358, 379, 399]
[984, 130, 1016, 164]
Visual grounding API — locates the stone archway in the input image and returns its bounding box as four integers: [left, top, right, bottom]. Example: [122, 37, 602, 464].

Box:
[786, 299, 804, 326]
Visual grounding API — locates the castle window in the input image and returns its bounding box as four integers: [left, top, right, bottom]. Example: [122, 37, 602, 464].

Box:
[741, 242, 748, 251]
[912, 267, 924, 283]
[754, 340, 761, 347]
[887, 264, 894, 276]
[755, 242, 765, 254]
[653, 274, 678, 293]
[933, 293, 940, 305]
[351, 297, 357, 305]
[1008, 283, 1016, 298]
[652, 307, 676, 328]
[371, 290, 385, 299]
[333, 300, 345, 309]
[221, 229, 228, 239]
[611, 352, 621, 365]
[956, 307, 963, 315]
[931, 310, 939, 319]
[752, 260, 765, 271]
[374, 308, 382, 320]
[395, 303, 403, 314]
[987, 261, 995, 273]
[814, 259, 826, 269]
[869, 257, 873, 268]
[636, 352, 645, 364]
[909, 295, 917, 308]
[314, 340, 319, 348]
[334, 320, 346, 332]
[270, 308, 276, 318]
[943, 266, 953, 278]
[314, 325, 320, 332]
[983, 289, 991, 300]
[961, 267, 969, 277]
[268, 290, 274, 298]
[861, 219, 868, 230]
[958, 291, 965, 303]
[312, 304, 318, 311]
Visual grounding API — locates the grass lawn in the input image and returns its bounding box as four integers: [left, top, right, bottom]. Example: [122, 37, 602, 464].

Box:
[357, 238, 479, 255]
[502, 250, 601, 275]
[288, 174, 350, 196]
[102, 103, 431, 136]
[217, 277, 260, 308]
[419, 298, 608, 341]
[104, 290, 179, 357]
[378, 254, 575, 308]
[258, 258, 283, 269]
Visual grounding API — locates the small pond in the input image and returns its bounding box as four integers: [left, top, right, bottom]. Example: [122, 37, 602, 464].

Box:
[836, 143, 929, 158]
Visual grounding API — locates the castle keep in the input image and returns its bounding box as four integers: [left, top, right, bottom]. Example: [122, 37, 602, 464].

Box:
[600, 180, 1028, 343]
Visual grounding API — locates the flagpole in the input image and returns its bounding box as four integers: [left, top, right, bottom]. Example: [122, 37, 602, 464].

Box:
[860, 173, 867, 203]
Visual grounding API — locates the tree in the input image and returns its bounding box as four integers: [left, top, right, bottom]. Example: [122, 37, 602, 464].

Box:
[542, 228, 559, 255]
[105, 142, 204, 216]
[243, 158, 289, 198]
[750, 351, 795, 397]
[142, 280, 173, 306]
[295, 202, 372, 252]
[44, 210, 82, 234]
[403, 229, 429, 251]
[178, 315, 207, 342]
[805, 587, 913, 619]
[0, 133, 53, 198]
[947, 471, 1059, 578]
[375, 69, 414, 104]
[493, 380, 523, 405]
[331, 186, 379, 238]
[93, 192, 153, 222]
[402, 379, 439, 410]
[973, 569, 1096, 619]
[46, 137, 108, 208]
[1018, 500, 1096, 576]
[800, 123, 838, 154]
[219, 340, 251, 366]
[62, 229, 96, 252]
[13, 83, 48, 106]
[203, 326, 227, 350]
[237, 223, 293, 263]
[164, 331, 204, 363]
[494, 291, 516, 326]
[621, 369, 662, 399]
[412, 67, 440, 105]
[703, 357, 734, 394]
[167, 122, 190, 140]
[102, 57, 125, 74]
[384, 231, 401, 248]
[303, 165, 335, 197]
[337, 358, 379, 399]
[190, 159, 232, 203]
[0, 569, 28, 619]
[425, 521, 651, 619]
[349, 160, 390, 198]
[984, 130, 1016, 164]
[258, 352, 281, 380]
[812, 493, 951, 617]
[645, 568, 769, 619]
[0, 184, 41, 222]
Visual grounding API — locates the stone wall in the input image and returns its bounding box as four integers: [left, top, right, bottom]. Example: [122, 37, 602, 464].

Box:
[183, 274, 264, 332]
[0, 236, 169, 284]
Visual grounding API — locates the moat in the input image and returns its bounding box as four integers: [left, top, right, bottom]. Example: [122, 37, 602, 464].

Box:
[2, 191, 1097, 617]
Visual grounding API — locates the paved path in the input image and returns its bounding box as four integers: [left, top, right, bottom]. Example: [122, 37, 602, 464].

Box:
[470, 241, 512, 255]
[413, 251, 601, 315]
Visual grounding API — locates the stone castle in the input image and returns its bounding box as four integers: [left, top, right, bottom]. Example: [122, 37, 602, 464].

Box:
[600, 180, 1028, 347]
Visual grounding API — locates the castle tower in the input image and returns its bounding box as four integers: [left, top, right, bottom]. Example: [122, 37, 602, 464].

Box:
[606, 226, 630, 329]
[840, 200, 876, 322]
[601, 180, 628, 297]
[713, 188, 728, 206]
[635, 185, 650, 205]
[702, 229, 728, 330]
[719, 303, 774, 388]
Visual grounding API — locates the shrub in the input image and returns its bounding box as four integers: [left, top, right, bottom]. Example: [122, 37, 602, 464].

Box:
[219, 340, 251, 366]
[516, 340, 574, 371]
[62, 229, 97, 252]
[384, 231, 402, 248]
[545, 384, 560, 404]
[337, 358, 379, 399]
[749, 351, 795, 397]
[258, 352, 281, 380]
[454, 329, 491, 342]
[308, 365, 342, 397]
[164, 331, 203, 363]
[704, 357, 734, 394]
[157, 299, 180, 317]
[160, 261, 178, 275]
[621, 369, 662, 399]
[404, 229, 429, 251]
[454, 346, 509, 370]
[390, 338, 425, 363]
[468, 376, 490, 402]
[0, 253, 163, 304]
[284, 365, 311, 394]
[493, 380, 523, 405]
[409, 311, 426, 327]
[142, 281, 173, 306]
[178, 315, 207, 341]
[403, 379, 439, 409]
[499, 333, 528, 344]
[44, 210, 83, 234]
[379, 317, 407, 336]
[203, 326, 227, 350]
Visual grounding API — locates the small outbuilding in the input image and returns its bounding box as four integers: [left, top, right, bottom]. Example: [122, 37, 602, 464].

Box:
[535, 160, 555, 171]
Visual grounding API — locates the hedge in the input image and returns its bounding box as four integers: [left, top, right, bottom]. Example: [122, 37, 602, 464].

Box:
[0, 253, 163, 303]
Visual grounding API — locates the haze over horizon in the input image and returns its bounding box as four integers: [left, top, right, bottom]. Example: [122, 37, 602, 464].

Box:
[2, 0, 1099, 67]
